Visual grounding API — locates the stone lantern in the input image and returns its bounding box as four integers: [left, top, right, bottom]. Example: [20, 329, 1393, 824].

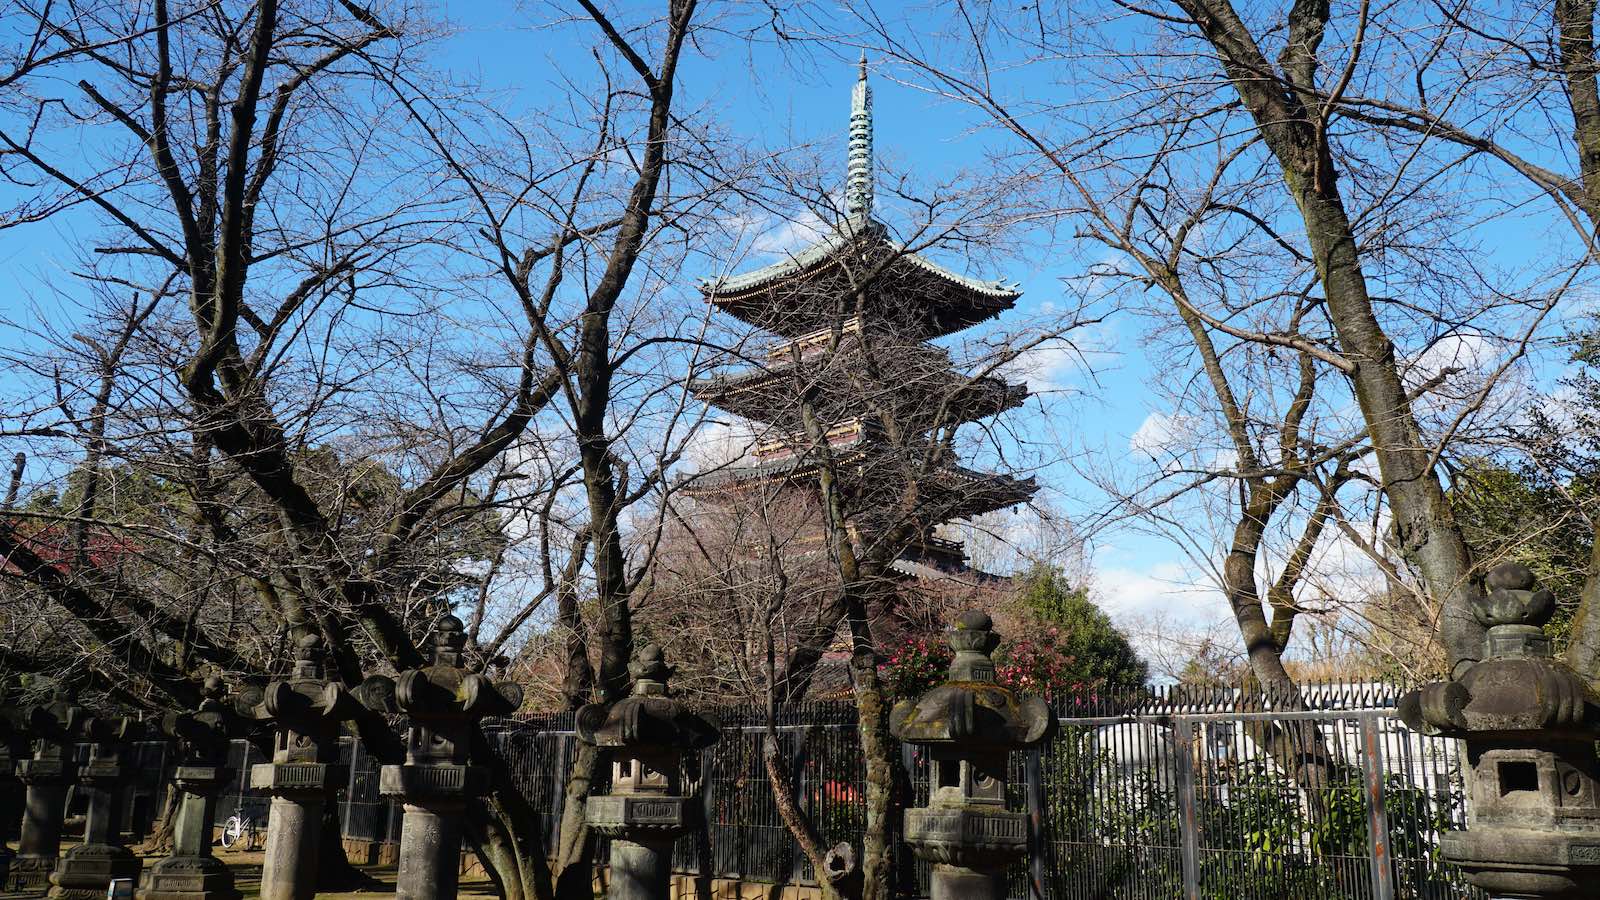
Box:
[49, 713, 143, 898]
[576, 645, 719, 900]
[890, 611, 1056, 900]
[242, 634, 363, 900]
[0, 685, 28, 886]
[379, 615, 522, 900]
[138, 677, 241, 900]
[12, 686, 84, 891]
[1399, 563, 1600, 899]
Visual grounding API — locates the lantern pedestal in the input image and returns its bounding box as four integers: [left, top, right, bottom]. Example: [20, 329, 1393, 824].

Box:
[891, 612, 1055, 900]
[139, 680, 242, 900]
[138, 766, 239, 900]
[12, 757, 71, 890]
[49, 720, 142, 899]
[588, 794, 695, 900]
[576, 646, 719, 900]
[379, 763, 485, 900]
[242, 634, 362, 900]
[13, 694, 82, 892]
[380, 616, 520, 900]
[250, 765, 342, 900]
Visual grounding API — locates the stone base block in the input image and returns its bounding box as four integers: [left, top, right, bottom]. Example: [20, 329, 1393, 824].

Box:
[1443, 825, 1600, 900]
[903, 805, 1027, 869]
[135, 855, 240, 900]
[11, 855, 60, 890]
[48, 844, 142, 898]
[586, 794, 694, 840]
[341, 837, 400, 867]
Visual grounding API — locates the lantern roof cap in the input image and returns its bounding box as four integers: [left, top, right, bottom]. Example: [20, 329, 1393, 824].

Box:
[576, 646, 719, 751]
[890, 610, 1056, 749]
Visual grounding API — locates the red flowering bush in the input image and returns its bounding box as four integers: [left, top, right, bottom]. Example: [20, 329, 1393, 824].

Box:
[880, 636, 953, 699]
[995, 626, 1097, 700]
[880, 627, 1100, 701]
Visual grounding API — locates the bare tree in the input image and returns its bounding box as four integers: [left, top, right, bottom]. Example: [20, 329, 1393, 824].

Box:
[0, 0, 740, 895]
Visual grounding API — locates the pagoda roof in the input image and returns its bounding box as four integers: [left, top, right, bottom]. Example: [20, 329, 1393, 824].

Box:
[681, 454, 1037, 519]
[689, 360, 1027, 427]
[698, 216, 1022, 339]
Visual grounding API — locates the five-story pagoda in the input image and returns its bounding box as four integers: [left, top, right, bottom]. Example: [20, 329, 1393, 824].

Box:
[688, 58, 1035, 581]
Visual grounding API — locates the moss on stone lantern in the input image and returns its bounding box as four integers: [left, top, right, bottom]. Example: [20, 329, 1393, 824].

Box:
[890, 610, 1056, 900]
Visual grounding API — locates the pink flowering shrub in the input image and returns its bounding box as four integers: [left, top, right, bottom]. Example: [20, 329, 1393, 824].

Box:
[880, 635, 953, 699]
[880, 626, 1100, 701]
[994, 626, 1097, 700]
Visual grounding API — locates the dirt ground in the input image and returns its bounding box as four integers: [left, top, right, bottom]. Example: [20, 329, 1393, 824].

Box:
[1, 845, 502, 898]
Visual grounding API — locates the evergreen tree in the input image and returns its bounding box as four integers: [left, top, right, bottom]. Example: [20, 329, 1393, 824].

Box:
[1012, 566, 1148, 691]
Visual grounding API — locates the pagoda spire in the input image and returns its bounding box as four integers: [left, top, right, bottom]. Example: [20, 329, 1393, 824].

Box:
[847, 52, 873, 219]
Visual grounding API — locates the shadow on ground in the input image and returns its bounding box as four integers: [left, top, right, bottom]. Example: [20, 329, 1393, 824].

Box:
[1, 846, 501, 899]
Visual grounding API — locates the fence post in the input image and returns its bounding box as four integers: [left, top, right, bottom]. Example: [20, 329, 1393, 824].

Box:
[700, 744, 715, 880]
[342, 738, 359, 840]
[549, 732, 571, 850]
[1360, 714, 1396, 900]
[1025, 748, 1046, 900]
[1171, 718, 1201, 900]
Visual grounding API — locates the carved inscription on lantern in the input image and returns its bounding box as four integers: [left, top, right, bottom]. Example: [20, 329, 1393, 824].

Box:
[627, 798, 685, 824]
[905, 808, 1027, 846]
[251, 761, 342, 792]
[1571, 844, 1600, 865]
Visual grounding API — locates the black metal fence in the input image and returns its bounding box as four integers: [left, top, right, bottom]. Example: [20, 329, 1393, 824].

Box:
[216, 681, 1482, 900]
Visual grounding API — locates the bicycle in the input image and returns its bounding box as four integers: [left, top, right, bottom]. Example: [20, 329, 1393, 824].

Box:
[219, 812, 258, 851]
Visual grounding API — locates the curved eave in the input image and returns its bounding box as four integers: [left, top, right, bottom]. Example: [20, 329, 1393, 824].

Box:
[697, 217, 1022, 334]
[679, 458, 1038, 518]
[689, 370, 1029, 427]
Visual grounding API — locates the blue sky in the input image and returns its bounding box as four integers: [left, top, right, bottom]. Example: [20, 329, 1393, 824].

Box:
[0, 0, 1309, 646]
[11, 0, 1569, 661]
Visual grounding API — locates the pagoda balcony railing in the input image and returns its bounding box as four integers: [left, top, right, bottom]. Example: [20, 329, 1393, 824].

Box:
[754, 417, 877, 459]
[765, 316, 862, 365]
[920, 534, 965, 556]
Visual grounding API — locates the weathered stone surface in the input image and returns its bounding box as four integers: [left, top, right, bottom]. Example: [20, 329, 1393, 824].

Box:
[892, 611, 1055, 900]
[137, 678, 241, 900]
[577, 645, 720, 899]
[379, 762, 485, 800]
[0, 685, 28, 887]
[585, 794, 693, 838]
[902, 807, 1027, 866]
[49, 714, 143, 898]
[13, 687, 83, 890]
[380, 615, 519, 900]
[255, 794, 323, 900]
[1398, 564, 1600, 899]
[239, 635, 364, 900]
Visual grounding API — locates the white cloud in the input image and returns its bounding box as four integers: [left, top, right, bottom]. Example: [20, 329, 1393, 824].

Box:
[1403, 332, 1493, 391]
[682, 418, 761, 471]
[752, 210, 828, 257]
[1094, 559, 1220, 622]
[1129, 411, 1197, 457]
[1004, 338, 1080, 394]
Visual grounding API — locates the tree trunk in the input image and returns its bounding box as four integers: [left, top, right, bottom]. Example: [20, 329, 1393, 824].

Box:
[140, 785, 180, 853]
[552, 740, 603, 900]
[1179, 0, 1482, 674]
[850, 651, 894, 900]
[762, 735, 848, 900]
[314, 800, 378, 891]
